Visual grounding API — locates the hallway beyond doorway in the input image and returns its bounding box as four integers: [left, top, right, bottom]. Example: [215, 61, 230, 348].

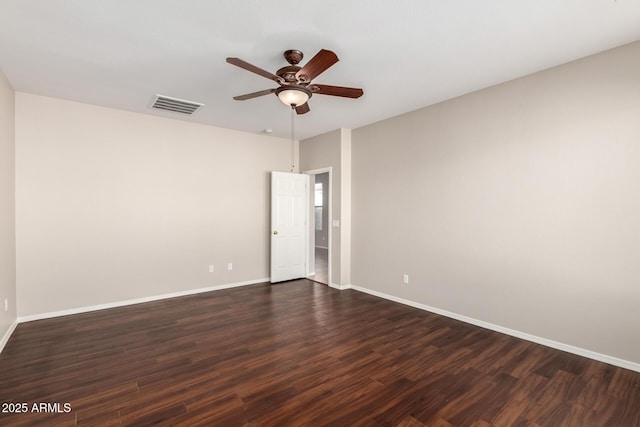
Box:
[310, 247, 328, 285]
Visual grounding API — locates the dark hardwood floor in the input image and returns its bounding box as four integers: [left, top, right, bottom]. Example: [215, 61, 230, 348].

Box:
[1, 280, 639, 426]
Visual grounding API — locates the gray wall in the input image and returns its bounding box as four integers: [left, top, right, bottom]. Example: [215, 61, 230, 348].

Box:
[300, 129, 355, 288]
[351, 41, 640, 364]
[15, 93, 292, 317]
[300, 130, 342, 286]
[0, 69, 16, 344]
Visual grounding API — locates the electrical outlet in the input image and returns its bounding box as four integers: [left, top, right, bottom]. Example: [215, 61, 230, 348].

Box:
[209, 265, 214, 273]
[228, 263, 233, 271]
[403, 274, 409, 284]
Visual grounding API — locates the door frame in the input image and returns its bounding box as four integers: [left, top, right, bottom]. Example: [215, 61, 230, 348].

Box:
[303, 167, 332, 286]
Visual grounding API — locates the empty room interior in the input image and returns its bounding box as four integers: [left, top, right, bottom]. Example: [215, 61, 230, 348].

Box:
[1, 2, 640, 426]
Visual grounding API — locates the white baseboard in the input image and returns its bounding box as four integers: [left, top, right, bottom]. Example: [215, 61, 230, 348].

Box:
[0, 320, 18, 354]
[18, 278, 270, 323]
[350, 284, 640, 373]
[329, 283, 351, 290]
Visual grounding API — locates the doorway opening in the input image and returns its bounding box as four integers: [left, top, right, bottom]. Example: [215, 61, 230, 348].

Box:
[304, 168, 331, 286]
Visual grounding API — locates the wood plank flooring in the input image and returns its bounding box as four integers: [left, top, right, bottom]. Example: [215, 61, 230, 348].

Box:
[1, 280, 639, 426]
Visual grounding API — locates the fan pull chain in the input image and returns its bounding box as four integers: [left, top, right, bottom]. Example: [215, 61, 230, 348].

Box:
[290, 105, 295, 172]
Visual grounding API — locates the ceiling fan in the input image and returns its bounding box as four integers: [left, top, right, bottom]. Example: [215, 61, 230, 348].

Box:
[226, 49, 363, 114]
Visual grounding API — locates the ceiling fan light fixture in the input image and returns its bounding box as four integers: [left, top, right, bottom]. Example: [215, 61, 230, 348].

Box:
[276, 87, 311, 107]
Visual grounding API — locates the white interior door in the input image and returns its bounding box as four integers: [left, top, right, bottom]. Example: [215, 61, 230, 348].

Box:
[271, 171, 309, 283]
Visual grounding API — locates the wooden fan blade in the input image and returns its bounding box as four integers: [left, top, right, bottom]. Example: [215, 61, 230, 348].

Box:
[295, 103, 310, 115]
[311, 84, 364, 98]
[233, 88, 276, 101]
[295, 49, 339, 83]
[226, 58, 283, 84]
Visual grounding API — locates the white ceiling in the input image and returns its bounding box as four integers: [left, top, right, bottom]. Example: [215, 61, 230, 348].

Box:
[1, 0, 640, 140]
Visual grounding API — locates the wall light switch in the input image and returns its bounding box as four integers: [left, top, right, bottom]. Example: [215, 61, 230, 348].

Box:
[332, 219, 340, 227]
[209, 265, 214, 273]
[403, 274, 409, 284]
[228, 263, 233, 271]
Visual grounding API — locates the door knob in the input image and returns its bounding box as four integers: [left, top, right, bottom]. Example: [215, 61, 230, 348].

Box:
[273, 230, 278, 235]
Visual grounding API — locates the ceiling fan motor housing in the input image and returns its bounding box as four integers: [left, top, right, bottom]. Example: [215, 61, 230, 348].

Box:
[276, 65, 302, 83]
